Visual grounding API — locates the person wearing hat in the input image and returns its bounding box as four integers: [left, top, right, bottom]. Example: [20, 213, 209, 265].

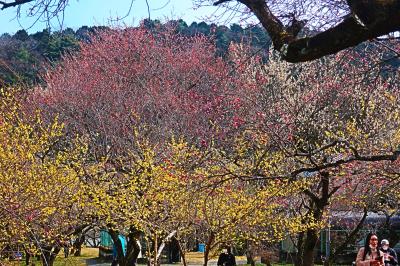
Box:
[380, 239, 398, 266]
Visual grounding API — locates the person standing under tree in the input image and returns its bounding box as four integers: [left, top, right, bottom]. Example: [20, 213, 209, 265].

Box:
[63, 239, 71, 258]
[356, 233, 384, 266]
[380, 239, 398, 266]
[217, 247, 236, 266]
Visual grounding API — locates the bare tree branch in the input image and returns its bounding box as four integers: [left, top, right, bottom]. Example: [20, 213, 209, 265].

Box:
[330, 208, 368, 261]
[0, 0, 34, 10]
[290, 149, 400, 179]
[213, 0, 232, 5]
[212, 0, 400, 62]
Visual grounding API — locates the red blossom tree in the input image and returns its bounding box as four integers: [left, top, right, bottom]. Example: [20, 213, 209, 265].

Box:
[29, 25, 249, 266]
[34, 26, 244, 157]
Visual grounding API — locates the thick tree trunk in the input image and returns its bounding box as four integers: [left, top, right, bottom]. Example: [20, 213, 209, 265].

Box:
[246, 253, 256, 266]
[302, 229, 319, 266]
[295, 215, 323, 266]
[218, 0, 400, 62]
[24, 245, 34, 266]
[176, 238, 187, 266]
[295, 232, 305, 266]
[295, 227, 321, 266]
[203, 232, 215, 266]
[245, 240, 256, 266]
[109, 227, 142, 266]
[388, 227, 400, 248]
[296, 171, 334, 266]
[73, 234, 85, 256]
[69, 224, 90, 257]
[381, 214, 400, 248]
[122, 227, 141, 266]
[25, 251, 31, 265]
[109, 229, 125, 265]
[40, 245, 60, 266]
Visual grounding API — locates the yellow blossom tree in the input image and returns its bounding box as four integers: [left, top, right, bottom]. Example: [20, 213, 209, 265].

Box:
[0, 89, 90, 266]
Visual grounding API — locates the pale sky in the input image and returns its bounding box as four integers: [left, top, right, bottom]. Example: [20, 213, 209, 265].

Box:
[0, 0, 222, 34]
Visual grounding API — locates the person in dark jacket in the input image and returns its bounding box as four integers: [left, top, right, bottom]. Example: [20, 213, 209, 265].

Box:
[217, 247, 236, 266]
[380, 239, 398, 266]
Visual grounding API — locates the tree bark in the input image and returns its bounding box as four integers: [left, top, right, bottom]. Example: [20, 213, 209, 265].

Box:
[124, 226, 142, 266]
[203, 232, 215, 266]
[25, 251, 31, 265]
[73, 233, 85, 256]
[69, 224, 90, 257]
[0, 0, 34, 10]
[245, 240, 256, 266]
[215, 0, 400, 62]
[109, 226, 142, 266]
[153, 234, 159, 266]
[156, 230, 177, 261]
[297, 171, 331, 266]
[295, 232, 305, 266]
[40, 245, 61, 266]
[176, 237, 187, 266]
[302, 229, 320, 266]
[146, 237, 152, 266]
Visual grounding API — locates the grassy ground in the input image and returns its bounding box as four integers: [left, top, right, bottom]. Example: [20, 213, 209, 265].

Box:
[54, 247, 100, 266]
[1, 247, 99, 266]
[184, 252, 247, 263]
[0, 249, 334, 266]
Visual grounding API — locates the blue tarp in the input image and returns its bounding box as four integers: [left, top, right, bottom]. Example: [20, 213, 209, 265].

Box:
[198, 243, 205, 252]
[112, 235, 127, 259]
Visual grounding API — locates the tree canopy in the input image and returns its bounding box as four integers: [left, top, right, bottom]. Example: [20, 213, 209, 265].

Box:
[205, 0, 400, 62]
[0, 3, 400, 266]
[0, 21, 270, 86]
[1, 0, 399, 62]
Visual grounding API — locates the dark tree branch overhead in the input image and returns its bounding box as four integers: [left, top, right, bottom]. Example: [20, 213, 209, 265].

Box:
[2, 0, 399, 62]
[290, 149, 400, 180]
[0, 0, 34, 10]
[214, 0, 400, 62]
[1, 0, 70, 24]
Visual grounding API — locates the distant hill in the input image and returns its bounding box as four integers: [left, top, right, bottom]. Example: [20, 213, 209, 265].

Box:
[0, 20, 271, 87]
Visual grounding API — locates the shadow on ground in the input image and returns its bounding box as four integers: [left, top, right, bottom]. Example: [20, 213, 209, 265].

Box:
[84, 258, 248, 266]
[85, 257, 112, 266]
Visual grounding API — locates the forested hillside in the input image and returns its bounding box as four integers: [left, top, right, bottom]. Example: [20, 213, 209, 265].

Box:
[0, 19, 271, 86]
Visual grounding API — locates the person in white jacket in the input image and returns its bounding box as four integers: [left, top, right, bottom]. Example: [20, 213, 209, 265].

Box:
[356, 233, 384, 266]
